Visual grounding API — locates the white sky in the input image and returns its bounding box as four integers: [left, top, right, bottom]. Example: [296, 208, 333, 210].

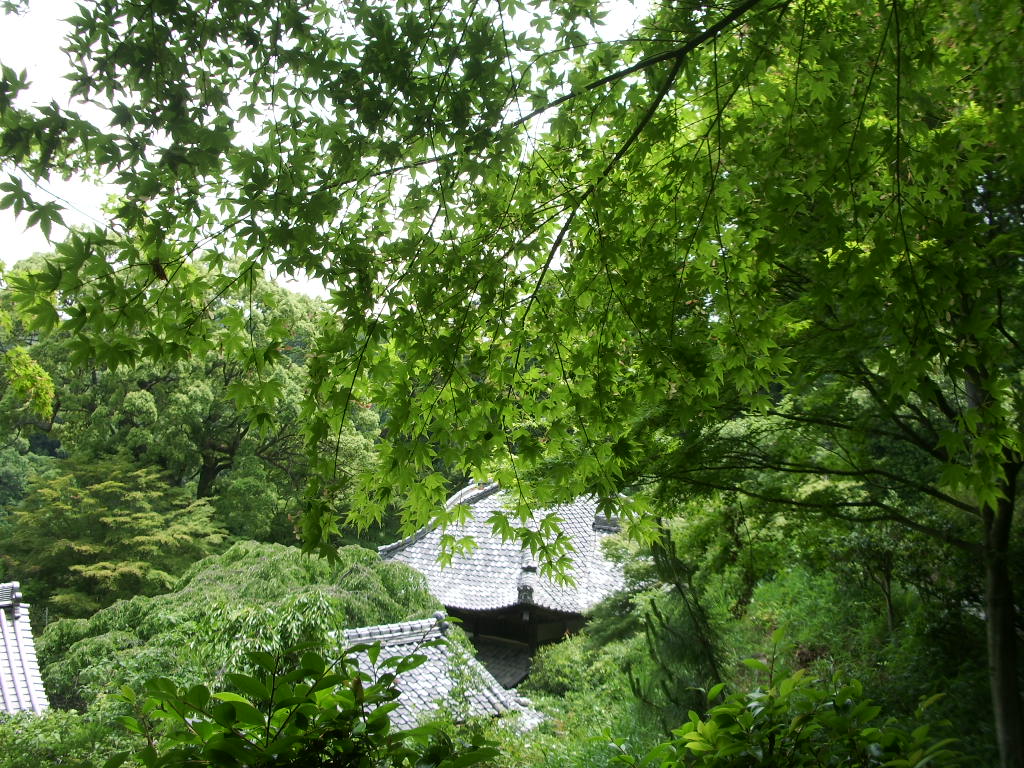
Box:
[0, 0, 104, 267]
[0, 1, 647, 292]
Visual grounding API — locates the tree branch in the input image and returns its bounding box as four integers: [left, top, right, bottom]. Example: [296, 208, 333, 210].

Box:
[654, 473, 979, 552]
[518, 0, 772, 327]
[507, 0, 770, 131]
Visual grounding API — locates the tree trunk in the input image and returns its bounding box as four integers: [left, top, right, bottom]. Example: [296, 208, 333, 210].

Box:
[985, 478, 1023, 768]
[879, 574, 895, 634]
[197, 453, 222, 498]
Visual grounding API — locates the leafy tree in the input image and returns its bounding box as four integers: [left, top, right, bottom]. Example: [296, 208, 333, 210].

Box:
[0, 456, 226, 619]
[20, 266, 379, 542]
[39, 270, 325, 499]
[38, 541, 439, 712]
[0, 440, 50, 515]
[0, 264, 53, 426]
[2, 0, 1022, 762]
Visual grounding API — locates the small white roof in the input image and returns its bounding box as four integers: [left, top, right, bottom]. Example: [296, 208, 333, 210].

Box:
[343, 614, 540, 729]
[0, 582, 49, 714]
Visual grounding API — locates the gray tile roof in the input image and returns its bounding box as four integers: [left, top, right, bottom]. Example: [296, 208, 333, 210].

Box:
[0, 582, 48, 714]
[379, 484, 624, 614]
[343, 614, 540, 729]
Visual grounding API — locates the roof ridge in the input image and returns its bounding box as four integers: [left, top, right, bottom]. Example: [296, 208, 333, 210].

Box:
[0, 582, 22, 609]
[378, 482, 500, 559]
[445, 482, 500, 511]
[0, 581, 48, 714]
[342, 613, 447, 645]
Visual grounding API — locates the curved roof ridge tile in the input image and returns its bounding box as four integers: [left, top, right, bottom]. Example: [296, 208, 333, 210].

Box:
[342, 615, 444, 645]
[377, 482, 501, 558]
[444, 482, 500, 510]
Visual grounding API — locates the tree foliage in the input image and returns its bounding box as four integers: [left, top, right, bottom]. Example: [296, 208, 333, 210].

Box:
[611, 646, 961, 768]
[7, 265, 379, 543]
[0, 265, 53, 424]
[34, 267, 331, 501]
[0, 441, 50, 515]
[109, 645, 499, 768]
[0, 456, 226, 619]
[39, 541, 440, 712]
[1, 0, 1022, 762]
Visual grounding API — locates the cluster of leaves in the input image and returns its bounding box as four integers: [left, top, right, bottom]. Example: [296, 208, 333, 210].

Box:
[107, 646, 498, 768]
[0, 441, 50, 515]
[0, 709, 135, 768]
[0, 265, 53, 426]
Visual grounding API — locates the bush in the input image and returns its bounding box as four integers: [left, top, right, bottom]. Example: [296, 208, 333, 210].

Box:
[611, 640, 961, 768]
[493, 633, 664, 768]
[105, 645, 498, 768]
[0, 709, 133, 767]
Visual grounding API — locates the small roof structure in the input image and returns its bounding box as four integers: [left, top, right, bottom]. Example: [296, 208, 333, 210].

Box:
[379, 483, 624, 615]
[0, 582, 48, 714]
[343, 614, 540, 729]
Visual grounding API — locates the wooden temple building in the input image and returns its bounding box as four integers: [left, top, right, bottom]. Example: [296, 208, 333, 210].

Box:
[379, 483, 624, 686]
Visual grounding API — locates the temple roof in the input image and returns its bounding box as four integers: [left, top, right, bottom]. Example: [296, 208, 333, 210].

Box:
[0, 582, 48, 714]
[343, 614, 540, 729]
[379, 483, 624, 615]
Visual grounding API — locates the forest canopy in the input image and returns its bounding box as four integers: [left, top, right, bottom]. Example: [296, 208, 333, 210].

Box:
[1, 0, 1021, 765]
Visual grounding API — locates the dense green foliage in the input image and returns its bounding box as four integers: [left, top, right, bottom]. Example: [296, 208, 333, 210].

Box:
[612, 663, 960, 767]
[0, 266, 53, 424]
[111, 646, 499, 768]
[19, 266, 381, 542]
[0, 709, 134, 768]
[0, 262, 383, 549]
[1, 0, 1022, 764]
[39, 541, 439, 711]
[2, 542, 439, 766]
[45, 275, 315, 494]
[501, 633, 664, 768]
[0, 441, 49, 514]
[0, 457, 226, 619]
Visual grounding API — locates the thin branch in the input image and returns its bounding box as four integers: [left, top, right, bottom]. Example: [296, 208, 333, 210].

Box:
[519, 1, 769, 328]
[508, 0, 769, 131]
[656, 473, 978, 552]
[684, 452, 979, 515]
[996, 289, 1024, 354]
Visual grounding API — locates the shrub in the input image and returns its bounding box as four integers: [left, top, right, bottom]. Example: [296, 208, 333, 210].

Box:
[107, 645, 498, 768]
[611, 640, 961, 768]
[0, 708, 133, 768]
